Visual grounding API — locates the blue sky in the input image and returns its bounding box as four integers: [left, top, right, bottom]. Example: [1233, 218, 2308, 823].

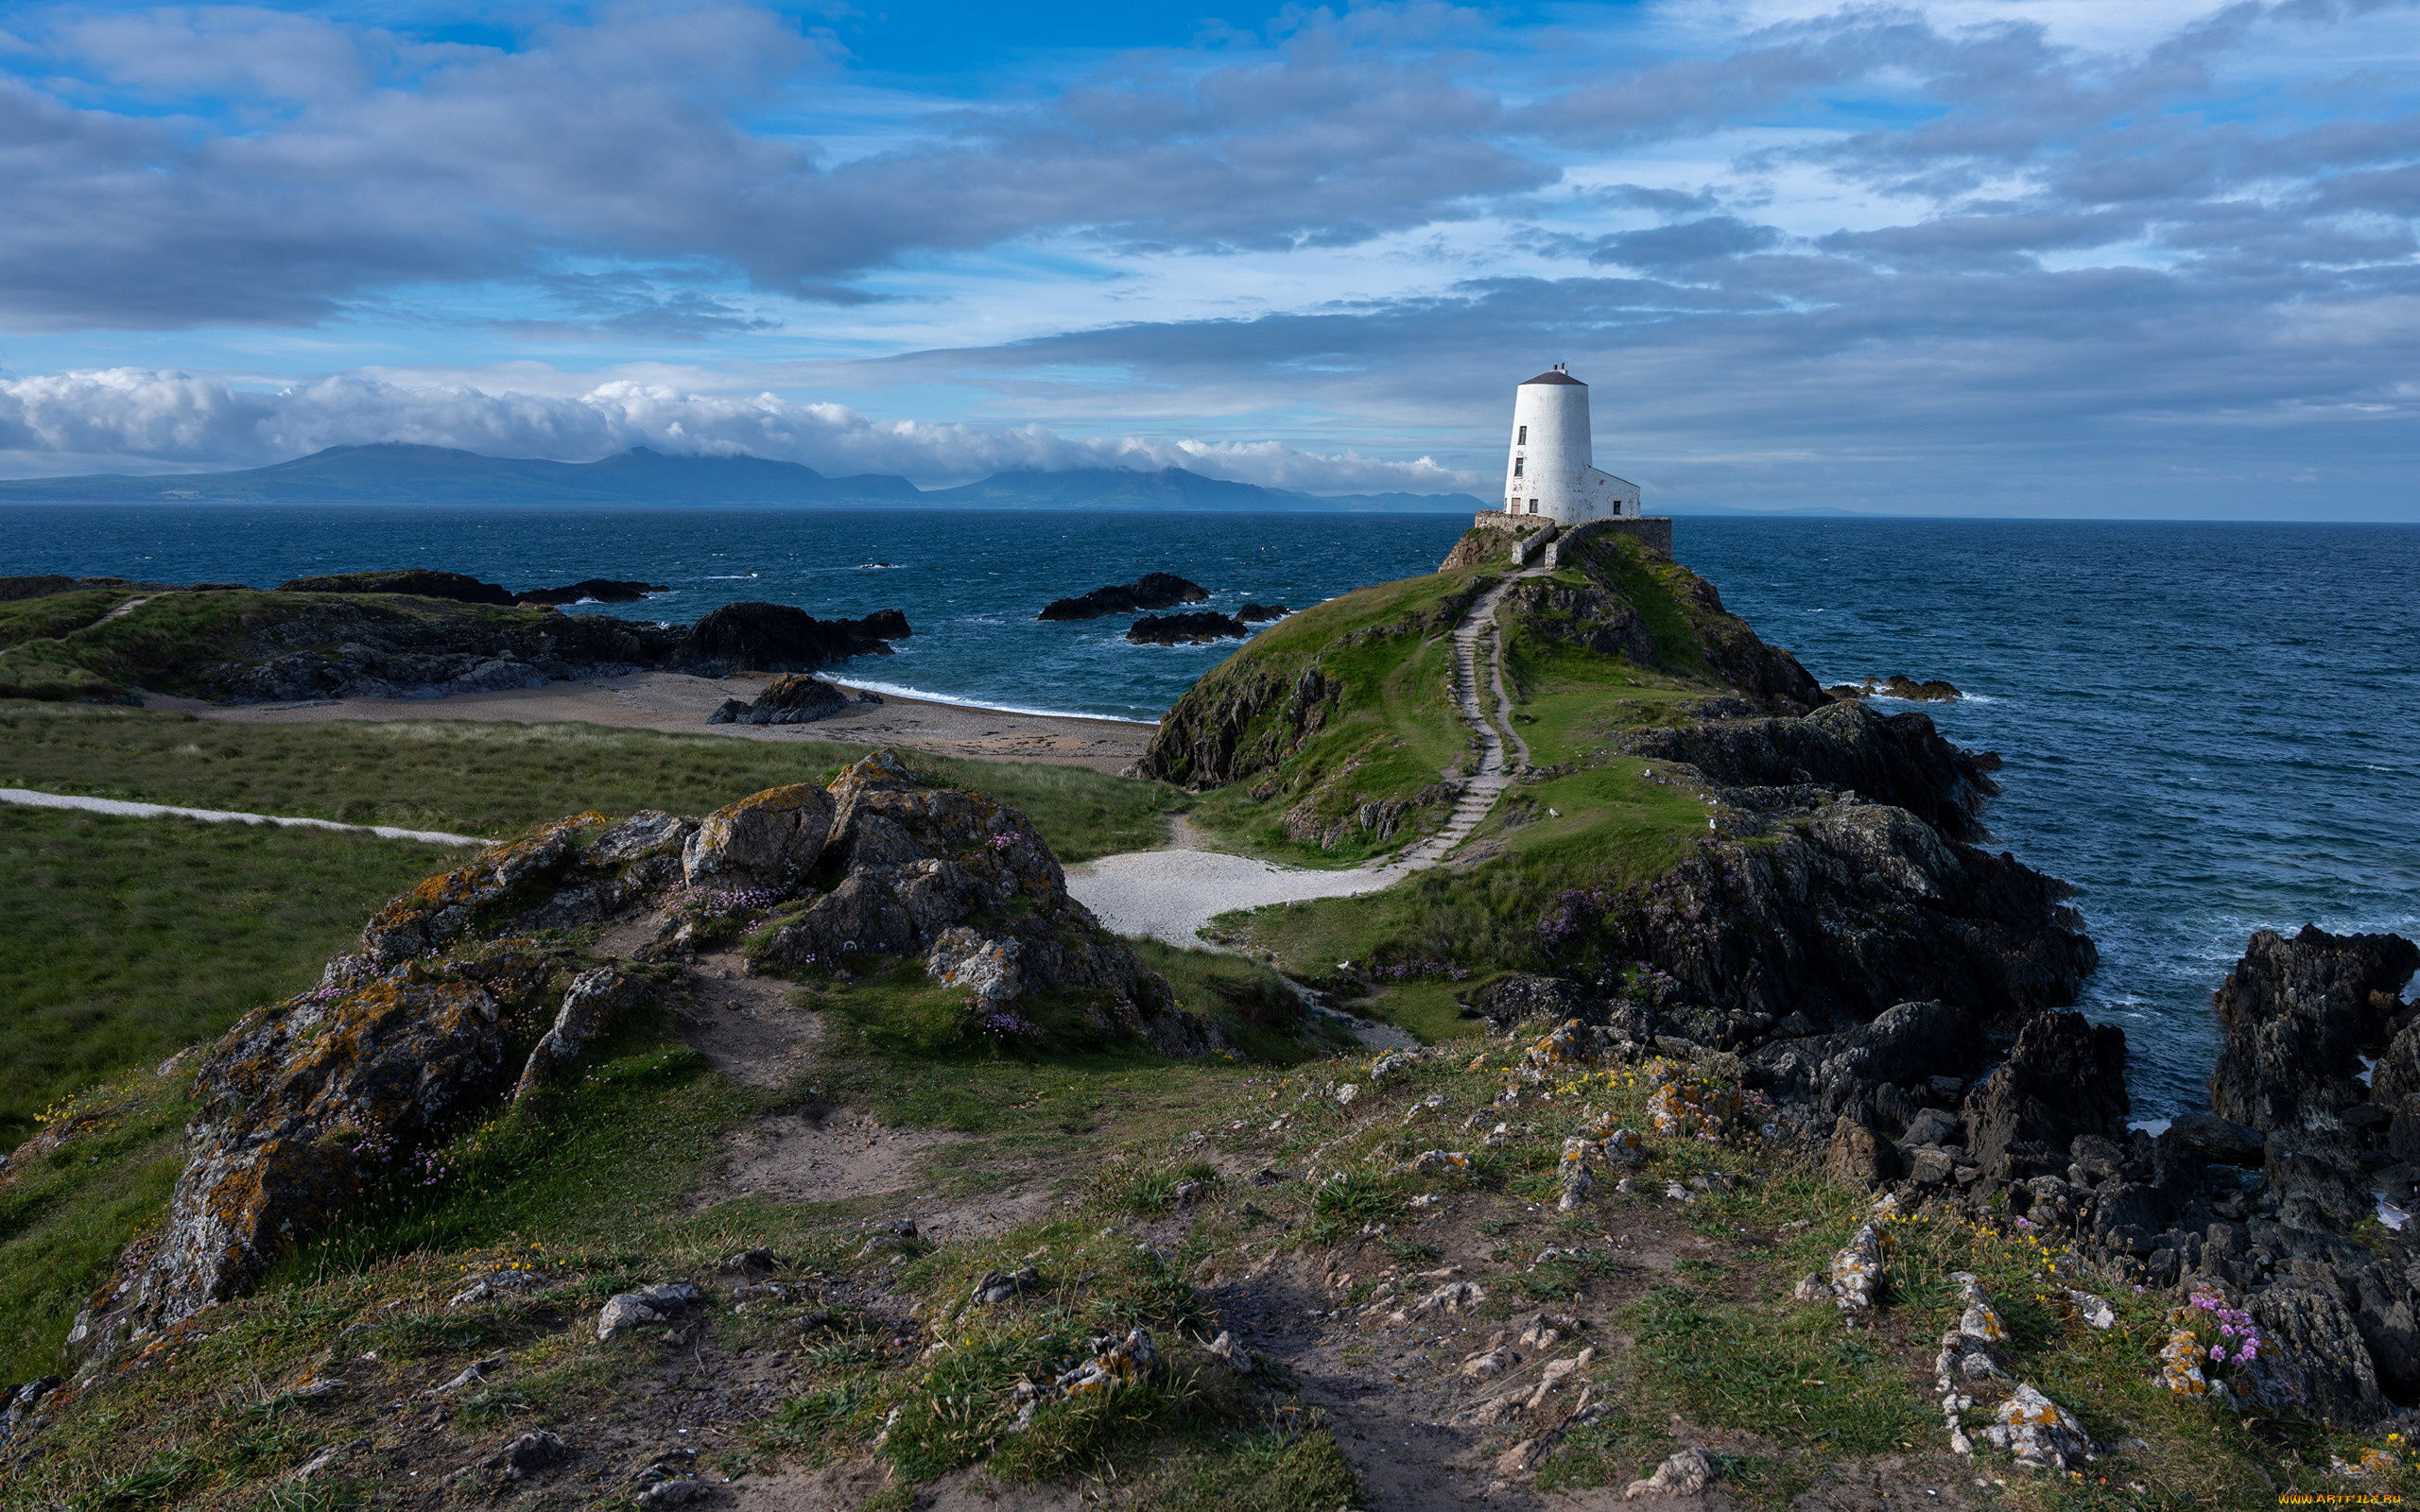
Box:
[1, 0, 2417, 517]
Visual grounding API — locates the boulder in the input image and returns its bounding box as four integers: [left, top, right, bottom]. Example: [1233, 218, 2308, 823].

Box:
[2243, 1284, 2388, 1425]
[1037, 573, 1208, 621]
[1126, 611, 1250, 644]
[511, 967, 651, 1102]
[1964, 1010, 2130, 1180]
[1467, 973, 1599, 1026]
[705, 673, 855, 727]
[682, 784, 835, 892]
[1825, 1117, 1895, 1188]
[2209, 926, 2418, 1140]
[667, 601, 910, 675]
[1236, 603, 1291, 623]
[124, 977, 511, 1332]
[2165, 1111, 2264, 1166]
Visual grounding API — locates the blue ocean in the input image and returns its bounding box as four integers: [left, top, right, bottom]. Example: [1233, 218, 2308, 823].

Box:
[6, 503, 2416, 1117]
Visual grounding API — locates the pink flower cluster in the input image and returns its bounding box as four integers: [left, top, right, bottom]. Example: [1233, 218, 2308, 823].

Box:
[2188, 1289, 2262, 1366]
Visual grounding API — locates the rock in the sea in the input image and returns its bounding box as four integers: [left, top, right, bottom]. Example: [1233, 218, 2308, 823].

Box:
[668, 601, 910, 676]
[1963, 1010, 2130, 1181]
[705, 673, 856, 726]
[278, 569, 517, 604]
[2208, 925, 2418, 1140]
[1236, 603, 1291, 622]
[1862, 674, 1962, 701]
[516, 577, 666, 605]
[1126, 610, 1250, 644]
[1037, 573, 1208, 621]
[683, 783, 835, 892]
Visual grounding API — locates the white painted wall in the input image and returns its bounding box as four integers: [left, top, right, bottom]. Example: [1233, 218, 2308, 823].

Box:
[1501, 367, 1640, 524]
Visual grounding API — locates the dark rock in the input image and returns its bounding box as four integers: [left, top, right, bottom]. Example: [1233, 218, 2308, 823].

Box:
[2166, 1111, 2265, 1166]
[200, 597, 686, 703]
[1964, 1010, 2130, 1180]
[1037, 573, 1208, 621]
[1902, 1106, 1961, 1147]
[706, 673, 852, 726]
[1606, 808, 2095, 1034]
[511, 967, 652, 1102]
[278, 569, 517, 605]
[1126, 611, 1250, 645]
[1500, 576, 1659, 664]
[516, 577, 666, 605]
[1862, 674, 1962, 701]
[2243, 1284, 2388, 1424]
[667, 601, 910, 676]
[2210, 926, 2418, 1141]
[1467, 974, 1599, 1026]
[1617, 699, 2000, 841]
[490, 1429, 570, 1481]
[1236, 603, 1291, 622]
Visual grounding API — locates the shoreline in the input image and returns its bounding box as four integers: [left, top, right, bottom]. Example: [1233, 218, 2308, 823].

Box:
[152, 669, 1159, 773]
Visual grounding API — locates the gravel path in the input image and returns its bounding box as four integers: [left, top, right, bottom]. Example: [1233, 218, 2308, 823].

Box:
[0, 786, 485, 846]
[1068, 560, 1544, 949]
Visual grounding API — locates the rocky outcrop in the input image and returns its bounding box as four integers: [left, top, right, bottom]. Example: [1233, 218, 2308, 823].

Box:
[69, 757, 1221, 1355]
[1140, 665, 1346, 790]
[1501, 576, 1658, 664]
[707, 673, 875, 726]
[278, 569, 518, 604]
[203, 599, 689, 703]
[1236, 603, 1290, 623]
[1591, 801, 2096, 1033]
[1962, 1010, 2130, 1180]
[751, 753, 1215, 1053]
[1127, 611, 1249, 644]
[666, 602, 911, 676]
[1038, 573, 1207, 621]
[1827, 674, 1962, 702]
[2208, 926, 2418, 1141]
[1617, 699, 1999, 841]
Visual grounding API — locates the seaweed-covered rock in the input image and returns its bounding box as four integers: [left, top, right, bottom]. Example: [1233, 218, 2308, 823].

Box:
[1037, 574, 1207, 621]
[1127, 611, 1249, 645]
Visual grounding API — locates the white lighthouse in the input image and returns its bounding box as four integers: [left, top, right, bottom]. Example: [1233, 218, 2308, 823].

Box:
[1502, 365, 1640, 524]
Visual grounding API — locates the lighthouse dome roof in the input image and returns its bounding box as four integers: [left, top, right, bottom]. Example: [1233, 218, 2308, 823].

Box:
[1519, 368, 1584, 387]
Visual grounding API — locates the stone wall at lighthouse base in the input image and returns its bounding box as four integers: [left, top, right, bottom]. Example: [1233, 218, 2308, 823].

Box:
[1464, 511, 1673, 565]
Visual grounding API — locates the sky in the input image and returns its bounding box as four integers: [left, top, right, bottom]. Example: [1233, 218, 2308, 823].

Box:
[1, 0, 2417, 517]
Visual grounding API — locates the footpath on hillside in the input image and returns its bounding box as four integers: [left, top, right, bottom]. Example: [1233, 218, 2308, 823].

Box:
[1064, 559, 1547, 946]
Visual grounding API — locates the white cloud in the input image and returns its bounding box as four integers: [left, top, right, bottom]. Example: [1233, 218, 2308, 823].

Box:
[0, 367, 1489, 493]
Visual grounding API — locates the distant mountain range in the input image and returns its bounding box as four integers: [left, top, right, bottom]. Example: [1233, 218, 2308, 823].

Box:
[0, 444, 1491, 513]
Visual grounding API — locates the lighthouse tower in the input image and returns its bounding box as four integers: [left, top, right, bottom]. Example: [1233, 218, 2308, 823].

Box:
[1503, 365, 1640, 524]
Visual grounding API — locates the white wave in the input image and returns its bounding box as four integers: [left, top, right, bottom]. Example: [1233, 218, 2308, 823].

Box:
[2127, 1117, 2172, 1136]
[704, 573, 760, 579]
[838, 678, 1157, 725]
[2380, 1194, 2411, 1231]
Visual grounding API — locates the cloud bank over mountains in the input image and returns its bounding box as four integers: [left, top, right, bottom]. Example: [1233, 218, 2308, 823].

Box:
[0, 369, 1477, 492]
[1, 0, 2416, 515]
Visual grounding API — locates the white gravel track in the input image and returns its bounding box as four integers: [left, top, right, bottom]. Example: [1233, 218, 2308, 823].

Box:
[0, 787, 485, 846]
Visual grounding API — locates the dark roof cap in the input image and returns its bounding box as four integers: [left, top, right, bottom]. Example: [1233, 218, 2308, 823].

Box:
[1520, 368, 1584, 386]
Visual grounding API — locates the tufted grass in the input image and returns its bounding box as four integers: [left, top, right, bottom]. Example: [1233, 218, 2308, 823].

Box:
[0, 698, 1178, 861]
[0, 807, 445, 1152]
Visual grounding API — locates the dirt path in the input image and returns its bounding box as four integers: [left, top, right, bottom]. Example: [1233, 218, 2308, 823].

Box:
[1066, 561, 1547, 948]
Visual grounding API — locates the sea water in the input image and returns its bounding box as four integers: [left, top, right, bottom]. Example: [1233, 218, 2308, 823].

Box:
[5, 503, 2415, 1115]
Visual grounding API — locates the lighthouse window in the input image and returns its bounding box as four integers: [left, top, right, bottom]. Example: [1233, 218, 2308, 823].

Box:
[1517, 425, 1528, 443]
[1512, 455, 1525, 477]
[1527, 499, 1539, 514]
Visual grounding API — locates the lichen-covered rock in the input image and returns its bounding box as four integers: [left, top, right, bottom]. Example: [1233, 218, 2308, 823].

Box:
[1827, 1216, 1886, 1320]
[511, 967, 652, 1101]
[2210, 925, 2418, 1140]
[359, 815, 602, 963]
[119, 976, 510, 1333]
[683, 783, 834, 892]
[1981, 1383, 2094, 1472]
[2242, 1284, 2386, 1424]
[1624, 1448, 1716, 1499]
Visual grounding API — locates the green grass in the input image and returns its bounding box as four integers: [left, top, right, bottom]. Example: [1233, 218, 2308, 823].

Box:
[0, 808, 448, 1150]
[0, 699, 1178, 860]
[0, 1073, 193, 1386]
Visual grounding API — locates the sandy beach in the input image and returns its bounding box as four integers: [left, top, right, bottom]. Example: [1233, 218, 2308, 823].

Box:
[152, 670, 1157, 772]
